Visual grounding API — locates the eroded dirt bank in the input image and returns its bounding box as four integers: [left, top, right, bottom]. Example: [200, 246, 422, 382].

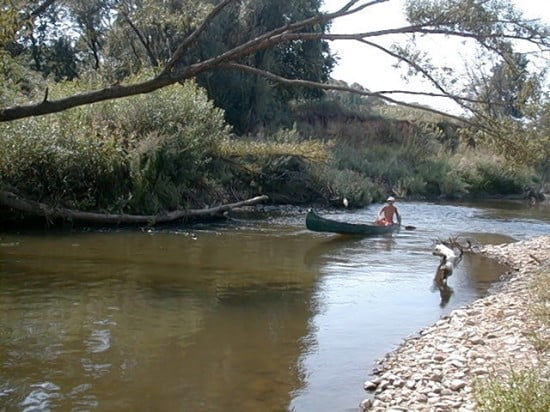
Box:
[360, 236, 550, 411]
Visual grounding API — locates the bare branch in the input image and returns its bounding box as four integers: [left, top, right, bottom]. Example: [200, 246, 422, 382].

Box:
[119, 10, 159, 68]
[0, 190, 268, 225]
[284, 23, 548, 47]
[1, 0, 547, 124]
[374, 89, 485, 105]
[221, 62, 471, 125]
[413, 28, 549, 48]
[358, 39, 467, 108]
[0, 76, 173, 121]
[30, 0, 57, 19]
[337, 0, 390, 15]
[162, 0, 237, 75]
[1, 0, 389, 121]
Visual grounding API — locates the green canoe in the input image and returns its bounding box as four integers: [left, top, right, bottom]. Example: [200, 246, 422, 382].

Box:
[305, 209, 399, 235]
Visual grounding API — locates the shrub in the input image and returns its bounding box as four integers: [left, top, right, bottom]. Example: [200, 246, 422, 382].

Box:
[0, 79, 232, 213]
[474, 369, 550, 412]
[0, 117, 128, 210]
[311, 166, 382, 206]
[455, 153, 535, 195]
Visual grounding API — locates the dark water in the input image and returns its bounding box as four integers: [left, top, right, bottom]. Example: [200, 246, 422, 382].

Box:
[1, 201, 548, 411]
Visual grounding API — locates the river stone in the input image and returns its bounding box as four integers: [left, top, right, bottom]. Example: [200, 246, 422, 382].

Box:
[413, 393, 428, 403]
[405, 379, 416, 389]
[376, 380, 389, 391]
[433, 353, 446, 362]
[449, 359, 465, 369]
[449, 379, 467, 391]
[469, 336, 484, 345]
[377, 392, 392, 403]
[392, 378, 404, 388]
[430, 369, 443, 382]
[360, 398, 372, 410]
[440, 388, 453, 396]
[364, 380, 377, 391]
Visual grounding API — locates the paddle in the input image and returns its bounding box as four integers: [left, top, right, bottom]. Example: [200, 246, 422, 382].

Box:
[398, 220, 416, 230]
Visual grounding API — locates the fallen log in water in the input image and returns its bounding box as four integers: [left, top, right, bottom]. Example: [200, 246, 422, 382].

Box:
[0, 190, 268, 226]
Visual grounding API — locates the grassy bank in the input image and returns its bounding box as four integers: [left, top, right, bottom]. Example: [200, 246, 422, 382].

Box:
[474, 265, 550, 412]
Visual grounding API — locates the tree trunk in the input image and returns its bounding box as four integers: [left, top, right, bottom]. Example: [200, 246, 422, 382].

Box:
[0, 190, 268, 226]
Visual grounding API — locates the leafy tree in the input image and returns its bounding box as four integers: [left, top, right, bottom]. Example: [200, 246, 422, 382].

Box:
[0, 0, 548, 145]
[471, 49, 541, 120]
[196, 0, 334, 133]
[101, 0, 210, 76]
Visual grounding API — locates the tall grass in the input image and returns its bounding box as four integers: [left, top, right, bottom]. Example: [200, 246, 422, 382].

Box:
[475, 369, 550, 412]
[474, 266, 550, 412]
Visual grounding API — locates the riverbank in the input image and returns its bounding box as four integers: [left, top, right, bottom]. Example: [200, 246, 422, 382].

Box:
[360, 235, 550, 411]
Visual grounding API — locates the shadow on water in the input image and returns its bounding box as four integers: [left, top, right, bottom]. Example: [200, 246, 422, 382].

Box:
[303, 232, 399, 268]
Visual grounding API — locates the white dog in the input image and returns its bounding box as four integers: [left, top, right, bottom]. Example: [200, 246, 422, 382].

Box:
[433, 243, 462, 284]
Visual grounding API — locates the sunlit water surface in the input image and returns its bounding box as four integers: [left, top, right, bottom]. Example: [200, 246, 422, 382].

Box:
[1, 201, 548, 411]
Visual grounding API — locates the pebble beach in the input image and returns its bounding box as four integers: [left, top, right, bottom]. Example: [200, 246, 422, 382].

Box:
[360, 235, 550, 411]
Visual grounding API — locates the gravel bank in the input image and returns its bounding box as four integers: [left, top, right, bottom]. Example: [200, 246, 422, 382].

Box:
[360, 235, 550, 411]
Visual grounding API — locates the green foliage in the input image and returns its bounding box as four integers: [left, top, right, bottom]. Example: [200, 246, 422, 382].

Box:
[0, 79, 232, 213]
[37, 38, 79, 81]
[0, 117, 128, 210]
[197, 0, 334, 133]
[474, 369, 550, 412]
[312, 117, 540, 201]
[311, 165, 382, 207]
[393, 175, 427, 198]
[477, 51, 538, 119]
[459, 159, 532, 195]
[101, 0, 212, 78]
[0, 1, 18, 47]
[217, 136, 330, 162]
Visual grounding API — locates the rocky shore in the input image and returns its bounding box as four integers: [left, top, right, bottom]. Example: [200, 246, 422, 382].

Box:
[360, 235, 550, 411]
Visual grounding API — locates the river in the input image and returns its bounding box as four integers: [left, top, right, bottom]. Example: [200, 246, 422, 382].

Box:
[1, 200, 548, 411]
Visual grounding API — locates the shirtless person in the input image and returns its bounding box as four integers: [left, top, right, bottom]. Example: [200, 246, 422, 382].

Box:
[375, 196, 401, 226]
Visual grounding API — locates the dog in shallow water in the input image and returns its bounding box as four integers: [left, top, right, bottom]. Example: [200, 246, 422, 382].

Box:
[433, 243, 462, 284]
[431, 239, 469, 307]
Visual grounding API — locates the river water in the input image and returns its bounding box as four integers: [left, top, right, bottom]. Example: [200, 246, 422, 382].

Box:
[1, 201, 548, 411]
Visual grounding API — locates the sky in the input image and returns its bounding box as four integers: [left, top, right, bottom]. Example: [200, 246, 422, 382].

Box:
[321, 0, 550, 114]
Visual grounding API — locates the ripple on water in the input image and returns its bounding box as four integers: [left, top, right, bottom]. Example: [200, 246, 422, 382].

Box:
[21, 382, 61, 412]
[85, 329, 111, 354]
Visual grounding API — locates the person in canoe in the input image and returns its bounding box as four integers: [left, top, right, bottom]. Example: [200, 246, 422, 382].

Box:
[375, 196, 401, 226]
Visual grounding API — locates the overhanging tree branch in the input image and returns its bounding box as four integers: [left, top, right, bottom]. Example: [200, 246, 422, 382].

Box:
[222, 61, 534, 147]
[0, 0, 548, 124]
[162, 0, 237, 75]
[30, 0, 57, 19]
[221, 62, 471, 125]
[0, 0, 386, 122]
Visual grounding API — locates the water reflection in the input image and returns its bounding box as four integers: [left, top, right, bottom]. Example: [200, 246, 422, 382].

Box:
[303, 236, 362, 266]
[0, 231, 320, 411]
[303, 234, 398, 268]
[431, 281, 454, 308]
